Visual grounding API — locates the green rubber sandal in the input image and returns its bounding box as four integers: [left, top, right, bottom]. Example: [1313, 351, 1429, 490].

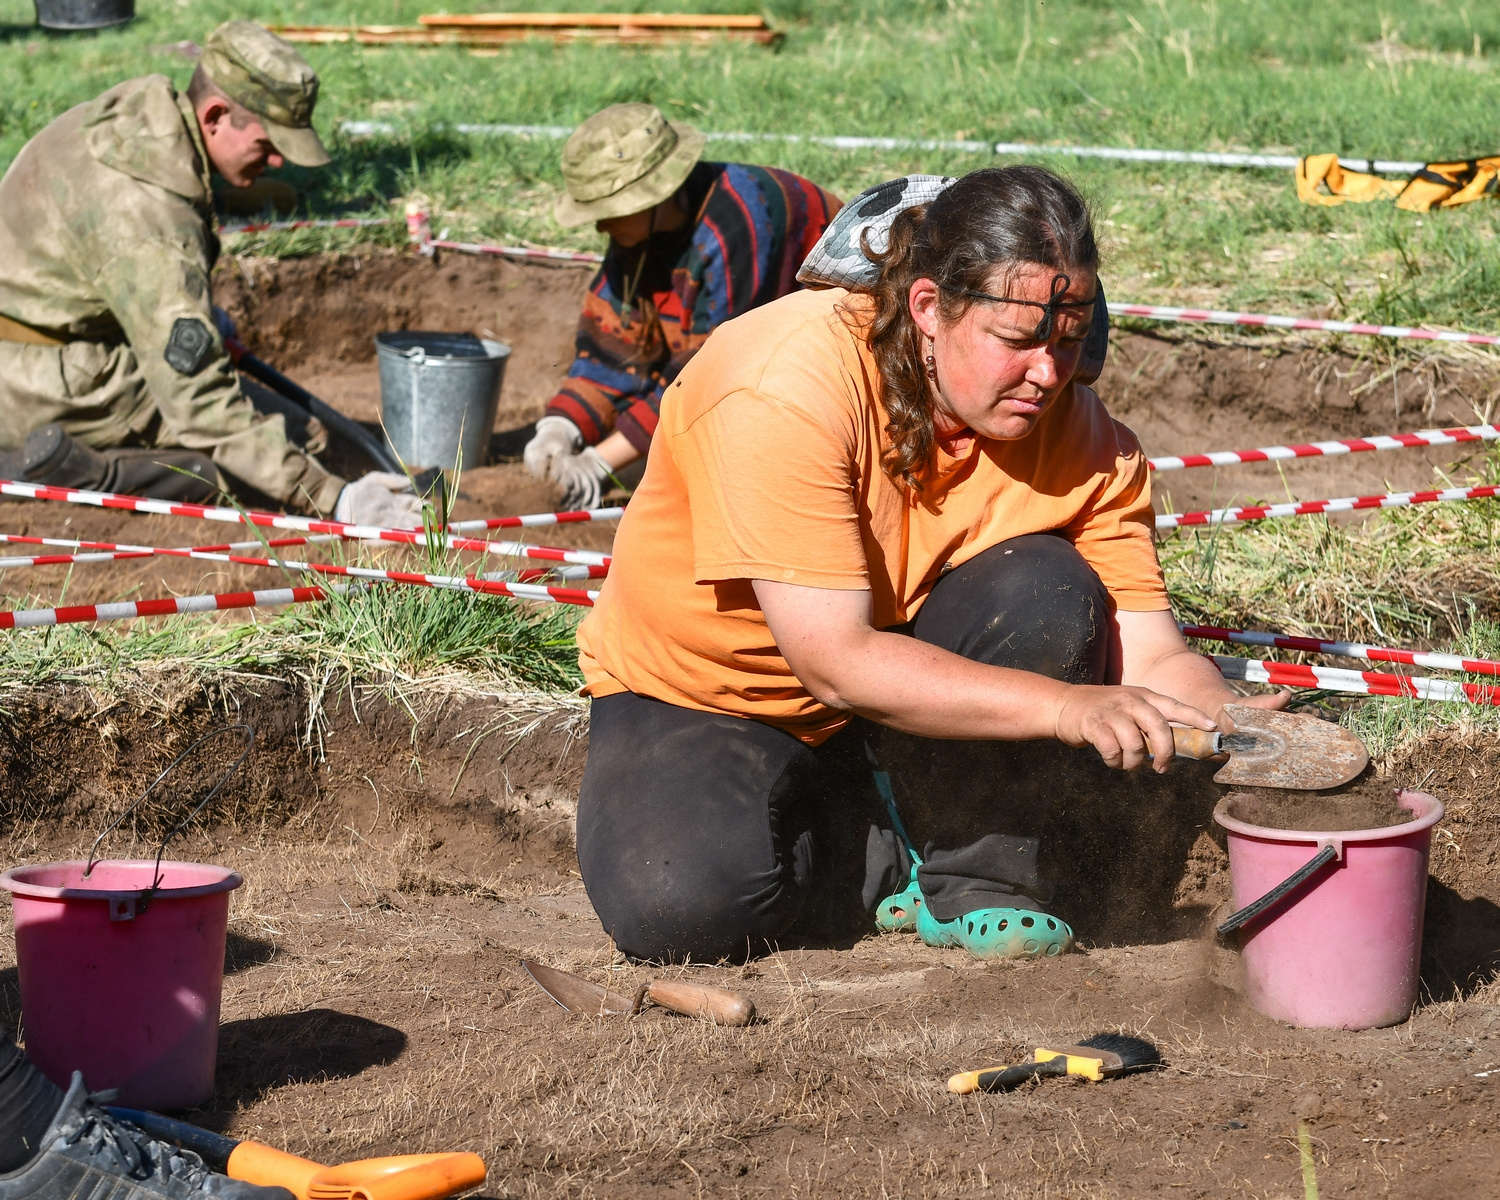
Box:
[875, 863, 924, 932]
[916, 902, 1074, 959]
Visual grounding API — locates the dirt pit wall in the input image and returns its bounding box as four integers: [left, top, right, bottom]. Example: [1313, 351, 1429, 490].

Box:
[215, 250, 1500, 518]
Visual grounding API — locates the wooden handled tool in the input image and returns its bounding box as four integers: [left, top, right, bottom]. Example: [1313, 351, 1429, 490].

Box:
[1171, 703, 1368, 789]
[636, 978, 755, 1026]
[523, 960, 755, 1026]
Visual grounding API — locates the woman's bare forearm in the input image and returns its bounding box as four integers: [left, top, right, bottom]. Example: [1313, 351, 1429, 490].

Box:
[823, 625, 1074, 739]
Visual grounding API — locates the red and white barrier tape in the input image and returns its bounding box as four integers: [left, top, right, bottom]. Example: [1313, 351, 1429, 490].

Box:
[1213, 654, 1500, 706]
[220, 217, 391, 237]
[0, 536, 601, 606]
[159, 546, 601, 604]
[0, 532, 339, 569]
[497, 564, 608, 583]
[0, 479, 611, 564]
[447, 505, 624, 530]
[0, 561, 603, 629]
[1184, 624, 1500, 679]
[405, 208, 602, 265]
[1156, 483, 1500, 530]
[0, 585, 335, 629]
[1149, 422, 1500, 472]
[1110, 301, 1500, 347]
[431, 237, 604, 265]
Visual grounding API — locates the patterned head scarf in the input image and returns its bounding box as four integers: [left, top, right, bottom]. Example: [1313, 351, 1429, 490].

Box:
[797, 174, 1109, 385]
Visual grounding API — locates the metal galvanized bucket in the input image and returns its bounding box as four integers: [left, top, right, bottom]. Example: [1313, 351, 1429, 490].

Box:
[375, 332, 510, 472]
[34, 0, 134, 30]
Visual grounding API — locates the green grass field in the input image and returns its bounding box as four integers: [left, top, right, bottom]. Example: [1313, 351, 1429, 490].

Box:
[6, 0, 1500, 743]
[5, 1, 1500, 327]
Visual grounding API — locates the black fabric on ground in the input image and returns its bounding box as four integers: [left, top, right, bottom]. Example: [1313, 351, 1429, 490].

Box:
[0, 1027, 64, 1173]
[576, 533, 1111, 961]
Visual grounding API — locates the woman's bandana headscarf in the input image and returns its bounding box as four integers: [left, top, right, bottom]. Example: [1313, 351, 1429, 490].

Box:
[796, 174, 1110, 386]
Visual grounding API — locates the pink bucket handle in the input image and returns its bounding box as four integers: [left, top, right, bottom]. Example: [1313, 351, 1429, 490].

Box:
[85, 725, 254, 909]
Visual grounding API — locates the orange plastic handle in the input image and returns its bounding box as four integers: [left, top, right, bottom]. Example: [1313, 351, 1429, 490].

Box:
[307, 1154, 489, 1200]
[227, 1141, 326, 1200]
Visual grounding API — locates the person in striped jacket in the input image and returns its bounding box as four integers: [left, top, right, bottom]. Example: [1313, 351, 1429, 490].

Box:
[524, 103, 841, 509]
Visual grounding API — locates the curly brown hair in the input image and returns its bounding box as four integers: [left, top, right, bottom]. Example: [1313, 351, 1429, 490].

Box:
[853, 167, 1099, 491]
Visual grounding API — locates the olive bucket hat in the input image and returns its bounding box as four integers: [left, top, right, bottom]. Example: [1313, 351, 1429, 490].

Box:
[554, 103, 707, 228]
[198, 20, 330, 168]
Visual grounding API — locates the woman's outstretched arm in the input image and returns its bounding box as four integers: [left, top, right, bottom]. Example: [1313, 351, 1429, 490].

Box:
[753, 578, 1220, 772]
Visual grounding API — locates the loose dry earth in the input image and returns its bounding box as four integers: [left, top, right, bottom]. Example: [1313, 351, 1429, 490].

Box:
[1, 253, 1499, 1197]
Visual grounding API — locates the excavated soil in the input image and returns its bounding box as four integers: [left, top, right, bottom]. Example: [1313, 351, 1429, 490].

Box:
[0, 254, 1499, 1195]
[0, 678, 1496, 1199]
[1224, 788, 1413, 832]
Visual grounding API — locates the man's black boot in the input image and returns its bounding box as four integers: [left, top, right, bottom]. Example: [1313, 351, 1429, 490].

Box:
[16, 424, 219, 502]
[0, 1072, 295, 1200]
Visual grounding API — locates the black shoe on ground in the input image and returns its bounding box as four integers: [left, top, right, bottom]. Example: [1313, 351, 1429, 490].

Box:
[0, 1073, 293, 1200]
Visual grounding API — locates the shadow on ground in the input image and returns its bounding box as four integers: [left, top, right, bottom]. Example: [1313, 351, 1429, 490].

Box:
[205, 1009, 407, 1118]
[224, 932, 278, 974]
[0, 965, 17, 1032]
[1422, 880, 1500, 1001]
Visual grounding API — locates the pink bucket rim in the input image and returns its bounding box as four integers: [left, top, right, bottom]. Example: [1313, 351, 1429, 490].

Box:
[1213, 788, 1443, 845]
[0, 859, 243, 903]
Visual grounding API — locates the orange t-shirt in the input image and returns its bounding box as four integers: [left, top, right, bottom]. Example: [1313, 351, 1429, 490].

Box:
[577, 287, 1167, 745]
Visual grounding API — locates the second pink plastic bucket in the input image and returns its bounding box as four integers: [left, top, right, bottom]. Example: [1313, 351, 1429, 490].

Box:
[0, 859, 242, 1109]
[1214, 789, 1442, 1030]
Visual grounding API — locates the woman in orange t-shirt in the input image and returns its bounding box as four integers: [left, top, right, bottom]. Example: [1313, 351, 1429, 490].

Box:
[573, 167, 1287, 964]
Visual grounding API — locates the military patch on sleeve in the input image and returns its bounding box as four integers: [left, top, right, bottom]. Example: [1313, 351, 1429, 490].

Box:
[163, 316, 215, 376]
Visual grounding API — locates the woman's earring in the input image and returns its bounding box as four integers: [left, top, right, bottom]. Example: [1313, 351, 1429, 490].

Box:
[925, 345, 938, 382]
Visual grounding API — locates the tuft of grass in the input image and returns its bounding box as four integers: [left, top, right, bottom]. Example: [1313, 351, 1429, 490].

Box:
[0, 570, 582, 695]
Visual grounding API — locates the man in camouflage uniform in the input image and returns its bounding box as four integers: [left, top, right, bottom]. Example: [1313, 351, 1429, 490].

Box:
[0, 21, 418, 525]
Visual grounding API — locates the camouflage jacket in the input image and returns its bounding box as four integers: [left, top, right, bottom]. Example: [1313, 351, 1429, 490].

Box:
[0, 75, 343, 512]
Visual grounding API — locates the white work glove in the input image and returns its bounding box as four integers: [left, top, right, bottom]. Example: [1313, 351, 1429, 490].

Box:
[523, 415, 582, 481]
[553, 446, 612, 512]
[334, 471, 424, 530]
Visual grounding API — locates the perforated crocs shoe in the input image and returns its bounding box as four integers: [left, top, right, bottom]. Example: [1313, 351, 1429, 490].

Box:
[0, 1072, 294, 1200]
[916, 903, 1074, 959]
[874, 864, 924, 933]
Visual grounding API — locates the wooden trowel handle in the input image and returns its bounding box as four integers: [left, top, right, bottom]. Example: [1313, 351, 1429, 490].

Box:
[646, 979, 755, 1026]
[1172, 727, 1221, 760]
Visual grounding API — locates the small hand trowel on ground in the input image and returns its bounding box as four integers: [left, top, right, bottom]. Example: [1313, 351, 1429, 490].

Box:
[523, 960, 755, 1026]
[1171, 703, 1368, 790]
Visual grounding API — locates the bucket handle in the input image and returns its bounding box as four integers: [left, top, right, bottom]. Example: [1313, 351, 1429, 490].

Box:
[84, 725, 255, 907]
[1216, 842, 1340, 935]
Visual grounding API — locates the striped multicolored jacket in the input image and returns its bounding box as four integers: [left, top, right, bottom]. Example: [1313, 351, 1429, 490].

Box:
[545, 162, 841, 452]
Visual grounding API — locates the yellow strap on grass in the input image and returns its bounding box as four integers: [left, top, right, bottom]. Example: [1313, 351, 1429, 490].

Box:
[1295, 154, 1404, 206]
[1298, 153, 1500, 211]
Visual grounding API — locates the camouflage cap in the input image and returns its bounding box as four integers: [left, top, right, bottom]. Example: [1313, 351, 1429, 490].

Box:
[198, 20, 330, 168]
[554, 103, 705, 228]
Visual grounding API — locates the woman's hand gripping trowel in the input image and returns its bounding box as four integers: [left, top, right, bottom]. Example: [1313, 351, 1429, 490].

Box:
[104, 1108, 486, 1200]
[523, 960, 755, 1026]
[1171, 703, 1368, 789]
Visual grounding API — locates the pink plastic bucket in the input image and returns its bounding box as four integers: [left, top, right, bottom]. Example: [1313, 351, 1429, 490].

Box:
[0, 859, 242, 1109]
[1214, 789, 1442, 1030]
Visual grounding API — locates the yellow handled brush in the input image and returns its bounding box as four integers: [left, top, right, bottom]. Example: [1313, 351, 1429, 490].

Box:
[948, 1033, 1161, 1094]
